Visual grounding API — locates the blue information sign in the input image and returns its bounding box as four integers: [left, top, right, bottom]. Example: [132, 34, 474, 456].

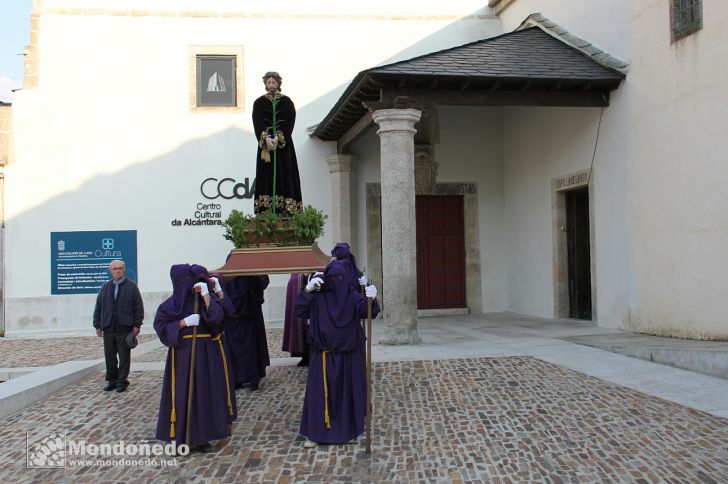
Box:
[50, 230, 138, 295]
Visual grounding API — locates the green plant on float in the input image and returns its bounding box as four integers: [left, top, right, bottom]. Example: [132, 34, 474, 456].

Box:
[222, 206, 327, 248]
[222, 209, 250, 248]
[291, 205, 327, 246]
[259, 209, 282, 239]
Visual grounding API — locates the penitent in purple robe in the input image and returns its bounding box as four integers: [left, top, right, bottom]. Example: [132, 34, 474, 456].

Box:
[190, 264, 237, 423]
[330, 242, 363, 290]
[282, 273, 308, 355]
[154, 264, 236, 447]
[294, 261, 380, 444]
[220, 275, 270, 386]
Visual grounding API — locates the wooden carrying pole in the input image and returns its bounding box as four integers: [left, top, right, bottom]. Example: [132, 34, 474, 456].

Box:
[359, 283, 366, 369]
[185, 292, 200, 447]
[365, 296, 373, 454]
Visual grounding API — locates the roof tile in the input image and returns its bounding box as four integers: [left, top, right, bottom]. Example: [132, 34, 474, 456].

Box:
[369, 28, 624, 81]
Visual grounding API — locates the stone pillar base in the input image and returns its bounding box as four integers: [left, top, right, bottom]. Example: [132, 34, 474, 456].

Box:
[379, 329, 422, 346]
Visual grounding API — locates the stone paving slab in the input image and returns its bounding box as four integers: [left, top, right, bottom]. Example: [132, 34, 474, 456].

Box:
[563, 333, 728, 380]
[1, 357, 727, 482]
[0, 334, 158, 368]
[0, 360, 104, 420]
[0, 368, 37, 381]
[564, 333, 728, 349]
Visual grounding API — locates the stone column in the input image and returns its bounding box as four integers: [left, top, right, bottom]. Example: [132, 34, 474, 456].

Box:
[372, 108, 422, 344]
[326, 154, 357, 248]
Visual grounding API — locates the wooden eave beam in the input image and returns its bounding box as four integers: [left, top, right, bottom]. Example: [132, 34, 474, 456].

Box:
[391, 87, 611, 107]
[337, 111, 374, 154]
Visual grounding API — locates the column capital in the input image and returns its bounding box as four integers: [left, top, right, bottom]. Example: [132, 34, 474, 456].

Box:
[326, 154, 358, 174]
[372, 108, 422, 135]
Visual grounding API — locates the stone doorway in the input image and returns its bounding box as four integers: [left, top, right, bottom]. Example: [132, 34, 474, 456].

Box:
[552, 169, 596, 321]
[366, 182, 481, 315]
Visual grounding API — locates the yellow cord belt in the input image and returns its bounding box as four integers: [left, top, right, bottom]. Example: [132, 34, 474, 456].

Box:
[322, 350, 332, 429]
[169, 347, 176, 439]
[212, 333, 234, 416]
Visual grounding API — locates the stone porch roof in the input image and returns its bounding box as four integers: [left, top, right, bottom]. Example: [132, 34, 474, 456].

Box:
[517, 13, 629, 73]
[312, 23, 625, 142]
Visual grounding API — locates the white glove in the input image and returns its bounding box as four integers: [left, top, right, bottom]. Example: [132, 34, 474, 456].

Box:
[306, 277, 324, 293]
[193, 282, 209, 296]
[210, 277, 222, 293]
[358, 276, 367, 287]
[183, 314, 200, 327]
[365, 284, 377, 299]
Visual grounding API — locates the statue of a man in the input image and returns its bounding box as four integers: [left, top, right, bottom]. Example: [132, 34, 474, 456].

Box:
[252, 71, 303, 215]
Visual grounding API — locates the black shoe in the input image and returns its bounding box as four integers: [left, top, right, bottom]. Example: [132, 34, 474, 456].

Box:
[235, 383, 244, 390]
[191, 443, 212, 453]
[116, 385, 128, 393]
[297, 359, 309, 367]
[249, 380, 259, 391]
[103, 383, 116, 391]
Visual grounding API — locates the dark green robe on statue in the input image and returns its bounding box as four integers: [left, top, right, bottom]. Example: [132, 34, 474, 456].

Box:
[252, 91, 303, 215]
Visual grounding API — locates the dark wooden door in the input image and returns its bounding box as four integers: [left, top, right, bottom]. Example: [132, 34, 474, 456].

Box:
[566, 188, 592, 320]
[416, 195, 466, 309]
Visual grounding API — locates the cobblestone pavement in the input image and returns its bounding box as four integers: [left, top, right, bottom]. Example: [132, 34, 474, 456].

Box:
[135, 328, 287, 362]
[0, 334, 158, 368]
[0, 329, 286, 367]
[265, 328, 285, 359]
[1, 357, 727, 482]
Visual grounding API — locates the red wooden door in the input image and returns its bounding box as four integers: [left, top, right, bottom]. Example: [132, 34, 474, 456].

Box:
[416, 195, 466, 309]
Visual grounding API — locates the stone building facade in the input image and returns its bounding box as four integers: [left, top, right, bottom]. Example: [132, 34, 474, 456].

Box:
[4, 0, 728, 342]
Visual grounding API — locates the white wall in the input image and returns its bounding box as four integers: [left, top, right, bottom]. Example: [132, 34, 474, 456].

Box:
[490, 1, 634, 327]
[6, 0, 500, 333]
[626, 0, 728, 339]
[497, 0, 728, 338]
[590, 86, 633, 328]
[438, 106, 506, 312]
[503, 107, 592, 316]
[500, 102, 632, 327]
[496, 0, 628, 61]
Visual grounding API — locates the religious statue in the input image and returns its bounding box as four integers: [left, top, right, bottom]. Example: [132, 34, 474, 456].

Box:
[252, 71, 303, 215]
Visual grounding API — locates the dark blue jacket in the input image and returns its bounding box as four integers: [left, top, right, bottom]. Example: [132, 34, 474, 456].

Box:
[93, 278, 144, 331]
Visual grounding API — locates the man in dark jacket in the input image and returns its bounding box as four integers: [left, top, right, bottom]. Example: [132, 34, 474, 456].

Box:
[93, 260, 144, 392]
